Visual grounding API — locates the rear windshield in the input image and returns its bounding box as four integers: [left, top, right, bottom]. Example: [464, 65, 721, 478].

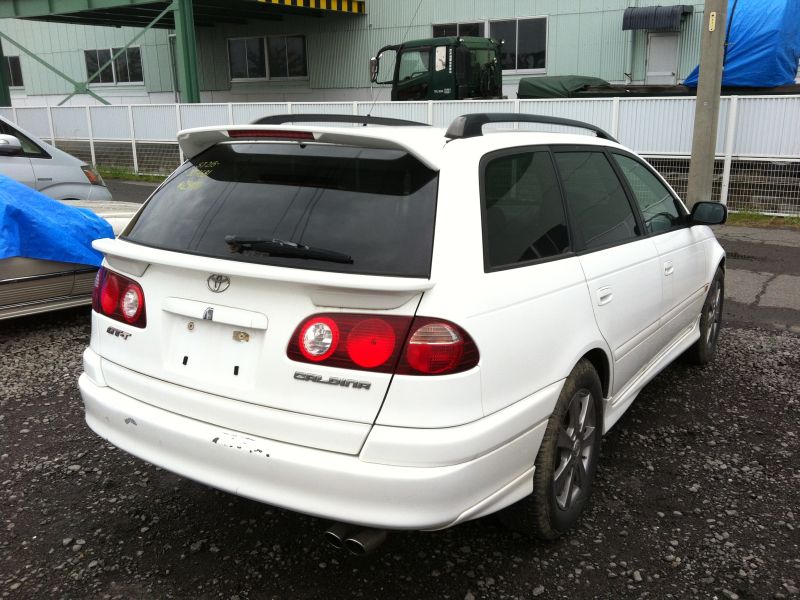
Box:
[123, 142, 439, 277]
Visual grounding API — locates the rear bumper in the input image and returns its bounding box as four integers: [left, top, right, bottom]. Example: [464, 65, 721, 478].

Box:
[79, 370, 551, 531]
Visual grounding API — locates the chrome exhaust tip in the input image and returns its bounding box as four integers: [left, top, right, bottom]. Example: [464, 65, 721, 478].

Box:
[323, 522, 357, 550]
[343, 528, 388, 556]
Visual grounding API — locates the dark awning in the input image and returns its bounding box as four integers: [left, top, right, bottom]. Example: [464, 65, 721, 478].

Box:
[622, 5, 693, 32]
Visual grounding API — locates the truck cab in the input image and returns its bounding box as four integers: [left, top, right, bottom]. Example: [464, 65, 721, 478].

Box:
[370, 37, 503, 101]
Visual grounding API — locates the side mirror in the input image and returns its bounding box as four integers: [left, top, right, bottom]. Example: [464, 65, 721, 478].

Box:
[369, 57, 378, 83]
[0, 134, 23, 156]
[690, 201, 727, 225]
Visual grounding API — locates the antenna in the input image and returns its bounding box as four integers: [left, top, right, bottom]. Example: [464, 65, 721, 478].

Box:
[366, 0, 425, 118]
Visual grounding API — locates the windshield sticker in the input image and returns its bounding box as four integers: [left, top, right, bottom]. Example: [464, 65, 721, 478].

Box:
[177, 160, 220, 192]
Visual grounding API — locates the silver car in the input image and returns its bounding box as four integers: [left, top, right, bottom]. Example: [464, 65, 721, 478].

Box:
[0, 117, 141, 319]
[0, 115, 112, 201]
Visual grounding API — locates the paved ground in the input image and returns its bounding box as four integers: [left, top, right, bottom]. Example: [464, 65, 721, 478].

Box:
[105, 179, 158, 205]
[713, 225, 800, 333]
[1, 224, 798, 599]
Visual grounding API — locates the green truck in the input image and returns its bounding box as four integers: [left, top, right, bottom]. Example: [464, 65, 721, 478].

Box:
[370, 37, 503, 101]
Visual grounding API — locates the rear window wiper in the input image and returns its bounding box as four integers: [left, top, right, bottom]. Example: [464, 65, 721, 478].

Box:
[224, 235, 353, 264]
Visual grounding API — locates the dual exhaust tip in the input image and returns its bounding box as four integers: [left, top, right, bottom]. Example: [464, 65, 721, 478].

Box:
[324, 523, 387, 556]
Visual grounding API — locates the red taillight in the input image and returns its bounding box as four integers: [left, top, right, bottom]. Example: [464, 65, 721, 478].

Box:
[228, 129, 315, 141]
[287, 314, 478, 375]
[346, 318, 397, 369]
[92, 267, 147, 328]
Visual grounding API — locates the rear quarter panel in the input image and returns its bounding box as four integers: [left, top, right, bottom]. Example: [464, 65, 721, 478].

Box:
[379, 144, 610, 428]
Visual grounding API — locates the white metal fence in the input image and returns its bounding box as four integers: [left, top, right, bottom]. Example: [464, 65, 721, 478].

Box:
[1, 96, 798, 214]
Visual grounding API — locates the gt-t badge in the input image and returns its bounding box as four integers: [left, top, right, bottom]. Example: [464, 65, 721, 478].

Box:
[106, 326, 131, 340]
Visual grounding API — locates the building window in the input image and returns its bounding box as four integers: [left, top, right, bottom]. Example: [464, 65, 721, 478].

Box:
[113, 47, 143, 83]
[228, 35, 307, 80]
[228, 38, 267, 79]
[490, 17, 547, 71]
[433, 22, 485, 38]
[4, 56, 23, 87]
[267, 35, 307, 78]
[84, 47, 143, 84]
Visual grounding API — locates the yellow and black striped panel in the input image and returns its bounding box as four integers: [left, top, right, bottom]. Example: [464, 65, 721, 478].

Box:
[256, 0, 366, 14]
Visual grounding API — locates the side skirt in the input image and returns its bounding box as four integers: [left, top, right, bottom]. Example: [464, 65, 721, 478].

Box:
[602, 317, 701, 434]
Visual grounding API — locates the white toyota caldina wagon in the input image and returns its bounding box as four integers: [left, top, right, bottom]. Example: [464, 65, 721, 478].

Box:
[79, 113, 727, 554]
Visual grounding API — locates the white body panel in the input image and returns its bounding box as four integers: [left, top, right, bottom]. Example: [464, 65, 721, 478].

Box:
[579, 238, 663, 395]
[80, 123, 726, 530]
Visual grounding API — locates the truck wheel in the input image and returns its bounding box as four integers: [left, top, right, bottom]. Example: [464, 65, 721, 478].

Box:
[500, 359, 602, 539]
[685, 267, 724, 365]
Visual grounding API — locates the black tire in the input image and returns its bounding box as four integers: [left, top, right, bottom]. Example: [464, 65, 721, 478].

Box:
[685, 267, 724, 365]
[499, 359, 602, 539]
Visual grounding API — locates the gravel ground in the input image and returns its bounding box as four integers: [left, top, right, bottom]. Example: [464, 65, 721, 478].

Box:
[1, 308, 798, 599]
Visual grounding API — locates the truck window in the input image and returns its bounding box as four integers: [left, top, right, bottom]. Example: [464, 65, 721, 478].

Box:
[398, 50, 430, 81]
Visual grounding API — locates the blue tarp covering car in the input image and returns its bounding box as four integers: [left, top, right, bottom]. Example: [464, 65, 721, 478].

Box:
[0, 174, 113, 266]
[684, 0, 800, 88]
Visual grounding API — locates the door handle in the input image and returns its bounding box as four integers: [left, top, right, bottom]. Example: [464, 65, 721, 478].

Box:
[597, 286, 613, 306]
[664, 261, 674, 276]
[37, 177, 53, 181]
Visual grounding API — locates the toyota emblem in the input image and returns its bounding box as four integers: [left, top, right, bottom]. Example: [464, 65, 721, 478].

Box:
[207, 274, 230, 293]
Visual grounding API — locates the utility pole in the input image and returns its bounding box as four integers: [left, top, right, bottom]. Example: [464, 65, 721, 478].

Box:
[686, 0, 728, 208]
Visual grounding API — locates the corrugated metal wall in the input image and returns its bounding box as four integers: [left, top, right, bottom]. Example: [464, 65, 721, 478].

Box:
[0, 18, 172, 98]
[0, 0, 708, 100]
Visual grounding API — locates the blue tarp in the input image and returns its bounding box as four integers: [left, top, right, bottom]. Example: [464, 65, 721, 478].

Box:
[684, 0, 800, 88]
[0, 174, 113, 266]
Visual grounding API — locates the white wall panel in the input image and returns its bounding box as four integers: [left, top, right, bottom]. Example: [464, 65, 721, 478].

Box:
[356, 101, 429, 124]
[734, 97, 800, 158]
[231, 103, 290, 124]
[180, 104, 230, 130]
[14, 107, 50, 138]
[89, 105, 131, 140]
[3, 97, 796, 158]
[51, 107, 89, 139]
[131, 105, 178, 141]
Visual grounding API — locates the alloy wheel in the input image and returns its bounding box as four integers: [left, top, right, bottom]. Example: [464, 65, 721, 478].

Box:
[553, 388, 597, 510]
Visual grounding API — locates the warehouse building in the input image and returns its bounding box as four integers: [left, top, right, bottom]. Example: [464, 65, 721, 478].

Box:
[0, 1, 720, 105]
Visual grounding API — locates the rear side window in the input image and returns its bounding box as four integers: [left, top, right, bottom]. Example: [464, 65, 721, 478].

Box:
[124, 142, 439, 278]
[482, 150, 569, 269]
[612, 153, 684, 234]
[554, 151, 639, 250]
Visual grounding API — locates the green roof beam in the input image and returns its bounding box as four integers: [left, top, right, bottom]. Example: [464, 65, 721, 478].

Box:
[173, 0, 200, 103]
[0, 0, 167, 20]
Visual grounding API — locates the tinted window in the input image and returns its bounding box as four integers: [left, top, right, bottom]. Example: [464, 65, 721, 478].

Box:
[491, 20, 517, 69]
[4, 56, 23, 87]
[613, 153, 683, 234]
[125, 143, 439, 278]
[554, 152, 639, 250]
[483, 151, 569, 268]
[518, 18, 546, 69]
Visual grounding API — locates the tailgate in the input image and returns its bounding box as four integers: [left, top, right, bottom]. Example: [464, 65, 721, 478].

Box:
[92, 241, 432, 444]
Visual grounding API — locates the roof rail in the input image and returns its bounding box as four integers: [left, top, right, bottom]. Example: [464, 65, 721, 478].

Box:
[445, 113, 618, 143]
[252, 114, 429, 127]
